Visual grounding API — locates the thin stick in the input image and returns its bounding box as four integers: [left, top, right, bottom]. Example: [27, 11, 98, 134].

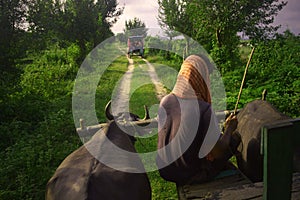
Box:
[234, 47, 255, 115]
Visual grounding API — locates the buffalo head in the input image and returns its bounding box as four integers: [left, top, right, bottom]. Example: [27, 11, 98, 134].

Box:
[104, 100, 154, 143]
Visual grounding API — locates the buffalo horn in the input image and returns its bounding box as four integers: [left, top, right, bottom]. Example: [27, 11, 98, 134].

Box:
[105, 100, 114, 120]
[143, 105, 150, 120]
[262, 89, 267, 101]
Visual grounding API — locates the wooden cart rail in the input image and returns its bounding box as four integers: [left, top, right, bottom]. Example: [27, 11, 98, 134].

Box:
[76, 109, 239, 137]
[177, 172, 300, 200]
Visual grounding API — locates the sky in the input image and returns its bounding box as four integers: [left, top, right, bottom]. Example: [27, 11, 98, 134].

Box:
[111, 0, 300, 35]
[111, 0, 159, 34]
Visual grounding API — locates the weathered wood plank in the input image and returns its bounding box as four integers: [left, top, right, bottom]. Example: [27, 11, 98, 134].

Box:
[177, 173, 300, 200]
[177, 170, 251, 200]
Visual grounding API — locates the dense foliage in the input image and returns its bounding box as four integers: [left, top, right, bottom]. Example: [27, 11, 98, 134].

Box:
[144, 31, 299, 118]
[0, 46, 82, 199]
[0, 0, 30, 68]
[0, 1, 123, 198]
[158, 0, 287, 72]
[0, 0, 123, 69]
[124, 17, 148, 37]
[222, 30, 299, 118]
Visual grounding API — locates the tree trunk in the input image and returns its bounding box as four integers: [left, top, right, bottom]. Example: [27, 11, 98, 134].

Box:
[216, 29, 222, 47]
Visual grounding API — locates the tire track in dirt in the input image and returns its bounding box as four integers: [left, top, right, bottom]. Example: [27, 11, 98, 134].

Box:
[111, 56, 134, 116]
[111, 54, 167, 116]
[142, 59, 168, 101]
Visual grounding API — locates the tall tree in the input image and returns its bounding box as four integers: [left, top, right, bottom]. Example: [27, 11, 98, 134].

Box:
[158, 17, 180, 59]
[158, 0, 193, 37]
[64, 0, 123, 59]
[27, 0, 123, 61]
[0, 0, 29, 68]
[189, 0, 287, 46]
[158, 0, 195, 57]
[27, 0, 65, 49]
[158, 0, 287, 71]
[124, 17, 148, 37]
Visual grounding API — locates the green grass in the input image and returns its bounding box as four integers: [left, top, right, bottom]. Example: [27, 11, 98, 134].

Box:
[95, 56, 129, 122]
[149, 170, 178, 199]
[144, 55, 180, 94]
[129, 61, 159, 114]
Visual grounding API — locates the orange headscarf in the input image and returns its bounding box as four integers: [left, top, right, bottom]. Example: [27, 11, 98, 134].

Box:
[172, 55, 211, 104]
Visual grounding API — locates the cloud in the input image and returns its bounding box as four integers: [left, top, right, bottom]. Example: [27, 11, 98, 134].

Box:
[274, 0, 300, 34]
[112, 0, 300, 35]
[112, 0, 159, 33]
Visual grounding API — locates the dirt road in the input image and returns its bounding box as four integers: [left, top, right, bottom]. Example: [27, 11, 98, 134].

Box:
[111, 56, 168, 116]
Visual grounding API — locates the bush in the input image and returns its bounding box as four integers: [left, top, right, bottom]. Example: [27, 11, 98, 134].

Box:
[0, 44, 82, 199]
[223, 30, 300, 117]
[0, 110, 81, 200]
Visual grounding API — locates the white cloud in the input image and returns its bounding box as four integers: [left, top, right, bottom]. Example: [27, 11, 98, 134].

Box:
[273, 0, 300, 34]
[112, 0, 159, 33]
[112, 0, 300, 35]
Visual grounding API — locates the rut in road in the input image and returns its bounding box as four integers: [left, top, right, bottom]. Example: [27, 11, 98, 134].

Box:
[143, 58, 168, 101]
[111, 56, 168, 116]
[111, 57, 134, 116]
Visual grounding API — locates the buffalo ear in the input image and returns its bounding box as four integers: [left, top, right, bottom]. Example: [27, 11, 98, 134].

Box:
[105, 100, 114, 121]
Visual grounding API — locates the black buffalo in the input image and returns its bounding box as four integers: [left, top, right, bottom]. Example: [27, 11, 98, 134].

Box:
[46, 102, 152, 200]
[235, 100, 290, 182]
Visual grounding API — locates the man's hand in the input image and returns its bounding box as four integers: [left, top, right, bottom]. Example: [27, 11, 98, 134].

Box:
[224, 113, 238, 135]
[206, 114, 239, 162]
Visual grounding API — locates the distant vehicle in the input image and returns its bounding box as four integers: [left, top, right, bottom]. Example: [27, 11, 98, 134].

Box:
[127, 36, 144, 58]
